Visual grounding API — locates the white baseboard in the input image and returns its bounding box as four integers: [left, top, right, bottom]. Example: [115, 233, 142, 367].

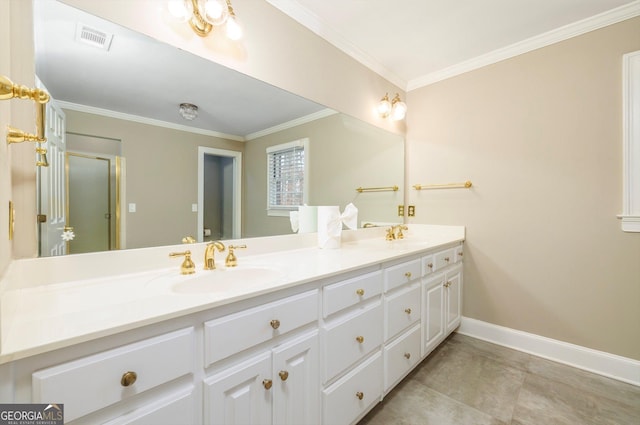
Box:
[457, 317, 640, 387]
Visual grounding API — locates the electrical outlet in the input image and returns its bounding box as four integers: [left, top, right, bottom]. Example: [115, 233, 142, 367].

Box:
[408, 205, 415, 217]
[398, 205, 405, 216]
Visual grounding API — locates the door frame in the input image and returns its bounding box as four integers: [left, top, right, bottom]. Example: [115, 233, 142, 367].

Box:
[197, 147, 242, 241]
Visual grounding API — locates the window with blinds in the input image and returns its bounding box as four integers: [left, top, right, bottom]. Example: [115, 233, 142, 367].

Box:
[266, 139, 308, 215]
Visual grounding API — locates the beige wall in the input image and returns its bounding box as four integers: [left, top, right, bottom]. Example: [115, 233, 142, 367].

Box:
[244, 113, 404, 237]
[406, 17, 640, 360]
[65, 110, 243, 248]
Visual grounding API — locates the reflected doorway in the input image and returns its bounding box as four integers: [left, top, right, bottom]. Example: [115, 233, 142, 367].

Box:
[198, 147, 242, 241]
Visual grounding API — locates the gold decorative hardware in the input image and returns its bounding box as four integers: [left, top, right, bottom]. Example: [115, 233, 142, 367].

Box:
[6, 126, 43, 144]
[169, 250, 196, 274]
[386, 224, 408, 240]
[356, 185, 398, 193]
[444, 257, 450, 262]
[263, 379, 273, 390]
[404, 308, 412, 315]
[225, 244, 247, 267]
[427, 263, 433, 269]
[168, 0, 242, 40]
[182, 236, 196, 243]
[355, 391, 364, 400]
[8, 201, 15, 241]
[413, 181, 473, 190]
[0, 75, 49, 103]
[397, 205, 404, 216]
[270, 319, 281, 330]
[204, 240, 225, 270]
[404, 271, 412, 279]
[404, 352, 411, 359]
[355, 336, 364, 344]
[408, 205, 415, 217]
[356, 288, 365, 296]
[444, 281, 452, 288]
[120, 371, 137, 387]
[37, 214, 46, 223]
[458, 252, 463, 257]
[377, 93, 407, 121]
[279, 370, 289, 381]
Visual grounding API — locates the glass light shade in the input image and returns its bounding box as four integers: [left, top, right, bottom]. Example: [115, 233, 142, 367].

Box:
[391, 100, 407, 121]
[377, 95, 392, 118]
[199, 0, 229, 25]
[179, 103, 198, 120]
[167, 0, 193, 22]
[226, 16, 243, 40]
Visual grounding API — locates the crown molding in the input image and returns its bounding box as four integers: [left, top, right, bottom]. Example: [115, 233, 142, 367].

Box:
[265, 0, 407, 89]
[245, 108, 338, 140]
[408, 1, 640, 90]
[55, 101, 245, 142]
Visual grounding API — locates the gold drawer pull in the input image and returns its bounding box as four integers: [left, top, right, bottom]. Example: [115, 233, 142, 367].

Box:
[444, 257, 450, 262]
[356, 288, 365, 296]
[356, 391, 364, 400]
[404, 352, 411, 359]
[444, 281, 451, 288]
[279, 370, 289, 381]
[263, 379, 273, 390]
[427, 263, 433, 269]
[270, 319, 280, 329]
[404, 308, 412, 315]
[120, 371, 137, 387]
[356, 336, 364, 344]
[458, 252, 463, 257]
[404, 271, 412, 279]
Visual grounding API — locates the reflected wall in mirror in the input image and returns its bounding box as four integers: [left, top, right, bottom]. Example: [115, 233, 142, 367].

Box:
[33, 0, 404, 256]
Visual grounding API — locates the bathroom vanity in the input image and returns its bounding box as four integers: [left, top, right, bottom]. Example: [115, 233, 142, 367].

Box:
[0, 225, 464, 425]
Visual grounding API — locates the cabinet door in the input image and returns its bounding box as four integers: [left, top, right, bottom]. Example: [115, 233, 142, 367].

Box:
[445, 265, 462, 334]
[205, 352, 272, 425]
[423, 273, 445, 357]
[272, 331, 320, 425]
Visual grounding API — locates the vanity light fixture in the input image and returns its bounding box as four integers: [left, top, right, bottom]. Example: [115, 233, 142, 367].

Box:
[167, 0, 243, 40]
[179, 103, 199, 120]
[377, 93, 407, 121]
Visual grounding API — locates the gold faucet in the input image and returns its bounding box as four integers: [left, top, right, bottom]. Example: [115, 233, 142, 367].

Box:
[386, 225, 408, 241]
[225, 244, 247, 267]
[204, 241, 225, 270]
[169, 250, 196, 274]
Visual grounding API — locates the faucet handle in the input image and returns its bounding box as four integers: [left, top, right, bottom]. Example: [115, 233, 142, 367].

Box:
[169, 250, 196, 275]
[182, 236, 196, 244]
[226, 244, 247, 267]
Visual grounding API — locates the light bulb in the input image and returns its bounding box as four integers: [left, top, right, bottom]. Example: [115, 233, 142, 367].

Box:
[377, 94, 391, 118]
[200, 0, 229, 25]
[226, 16, 243, 40]
[391, 100, 407, 121]
[167, 0, 193, 22]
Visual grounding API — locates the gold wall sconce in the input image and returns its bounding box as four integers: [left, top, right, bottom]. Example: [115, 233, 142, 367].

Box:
[167, 0, 242, 40]
[1, 75, 50, 167]
[377, 93, 407, 121]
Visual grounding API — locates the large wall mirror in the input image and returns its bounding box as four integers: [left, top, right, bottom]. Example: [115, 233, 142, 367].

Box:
[33, 0, 404, 257]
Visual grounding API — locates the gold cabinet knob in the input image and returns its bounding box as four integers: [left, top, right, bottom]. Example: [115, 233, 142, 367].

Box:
[404, 308, 412, 315]
[279, 370, 289, 381]
[263, 379, 273, 390]
[120, 371, 137, 387]
[356, 288, 365, 296]
[444, 281, 451, 288]
[355, 391, 364, 400]
[427, 263, 433, 269]
[356, 336, 364, 344]
[404, 271, 412, 279]
[270, 319, 280, 330]
[444, 257, 450, 262]
[458, 252, 463, 257]
[404, 352, 411, 359]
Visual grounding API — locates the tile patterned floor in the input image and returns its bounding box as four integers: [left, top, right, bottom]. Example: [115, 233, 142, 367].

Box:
[358, 333, 640, 425]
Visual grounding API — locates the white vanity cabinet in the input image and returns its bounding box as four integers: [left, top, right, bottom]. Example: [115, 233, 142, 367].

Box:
[203, 289, 320, 425]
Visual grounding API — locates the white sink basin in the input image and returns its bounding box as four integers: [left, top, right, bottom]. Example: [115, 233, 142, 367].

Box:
[169, 267, 285, 294]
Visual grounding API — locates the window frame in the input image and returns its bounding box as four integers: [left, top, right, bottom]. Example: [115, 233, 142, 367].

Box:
[266, 138, 309, 217]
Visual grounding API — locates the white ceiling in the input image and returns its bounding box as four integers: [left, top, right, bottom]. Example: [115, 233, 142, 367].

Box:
[267, 0, 640, 90]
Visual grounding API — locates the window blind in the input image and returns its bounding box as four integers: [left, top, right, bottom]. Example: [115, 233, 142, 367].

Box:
[267, 141, 306, 210]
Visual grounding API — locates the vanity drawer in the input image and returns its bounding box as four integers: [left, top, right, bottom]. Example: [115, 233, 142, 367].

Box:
[323, 351, 382, 425]
[32, 327, 195, 423]
[205, 289, 319, 367]
[454, 244, 464, 263]
[434, 248, 456, 271]
[384, 283, 421, 340]
[383, 258, 421, 292]
[323, 270, 382, 317]
[384, 324, 421, 392]
[422, 253, 435, 276]
[323, 300, 383, 382]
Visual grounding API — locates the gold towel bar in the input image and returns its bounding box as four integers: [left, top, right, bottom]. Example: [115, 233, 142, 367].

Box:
[413, 181, 473, 190]
[356, 185, 399, 193]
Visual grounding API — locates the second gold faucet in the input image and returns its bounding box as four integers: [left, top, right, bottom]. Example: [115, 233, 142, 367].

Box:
[204, 241, 225, 270]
